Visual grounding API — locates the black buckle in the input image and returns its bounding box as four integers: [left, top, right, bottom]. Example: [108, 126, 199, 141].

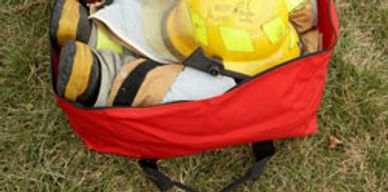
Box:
[183, 48, 250, 80]
[183, 48, 225, 76]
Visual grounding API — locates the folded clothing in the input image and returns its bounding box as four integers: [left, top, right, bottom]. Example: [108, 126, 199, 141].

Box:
[300, 28, 323, 54]
[89, 0, 179, 64]
[92, 49, 137, 107]
[162, 67, 237, 104]
[289, 0, 318, 33]
[289, 0, 322, 54]
[89, 31, 236, 107]
[108, 59, 236, 107]
[57, 40, 236, 107]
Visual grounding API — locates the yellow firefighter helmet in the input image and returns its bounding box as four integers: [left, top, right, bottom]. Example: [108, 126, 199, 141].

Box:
[165, 0, 301, 76]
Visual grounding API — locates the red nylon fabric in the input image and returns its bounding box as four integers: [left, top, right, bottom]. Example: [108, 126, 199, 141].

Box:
[53, 0, 339, 159]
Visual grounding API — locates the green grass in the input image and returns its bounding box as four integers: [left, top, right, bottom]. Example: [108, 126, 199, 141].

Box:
[0, 0, 387, 191]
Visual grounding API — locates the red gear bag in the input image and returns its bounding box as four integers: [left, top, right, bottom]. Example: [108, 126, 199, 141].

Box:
[51, 0, 339, 160]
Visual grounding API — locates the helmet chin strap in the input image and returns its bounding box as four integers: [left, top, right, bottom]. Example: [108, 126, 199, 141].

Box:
[183, 48, 250, 80]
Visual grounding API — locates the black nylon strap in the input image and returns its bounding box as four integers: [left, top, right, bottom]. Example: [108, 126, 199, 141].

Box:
[252, 140, 276, 163]
[182, 48, 250, 80]
[139, 159, 199, 192]
[220, 140, 275, 192]
[139, 141, 275, 192]
[113, 60, 160, 106]
[220, 158, 269, 192]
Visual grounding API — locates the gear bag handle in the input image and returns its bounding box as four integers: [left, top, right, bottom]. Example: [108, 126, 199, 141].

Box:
[139, 141, 275, 192]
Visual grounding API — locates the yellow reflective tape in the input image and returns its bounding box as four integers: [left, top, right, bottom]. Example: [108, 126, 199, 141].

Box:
[190, 11, 208, 46]
[96, 27, 123, 54]
[57, 0, 80, 47]
[285, 0, 306, 12]
[65, 43, 93, 101]
[220, 26, 254, 52]
[262, 17, 286, 44]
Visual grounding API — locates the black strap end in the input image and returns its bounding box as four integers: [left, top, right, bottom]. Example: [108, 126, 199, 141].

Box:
[183, 48, 250, 80]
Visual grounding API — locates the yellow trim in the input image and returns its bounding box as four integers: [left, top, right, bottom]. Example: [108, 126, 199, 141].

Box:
[64, 42, 93, 101]
[224, 25, 300, 76]
[220, 26, 254, 52]
[96, 27, 124, 54]
[190, 11, 208, 46]
[262, 17, 287, 44]
[57, 0, 80, 47]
